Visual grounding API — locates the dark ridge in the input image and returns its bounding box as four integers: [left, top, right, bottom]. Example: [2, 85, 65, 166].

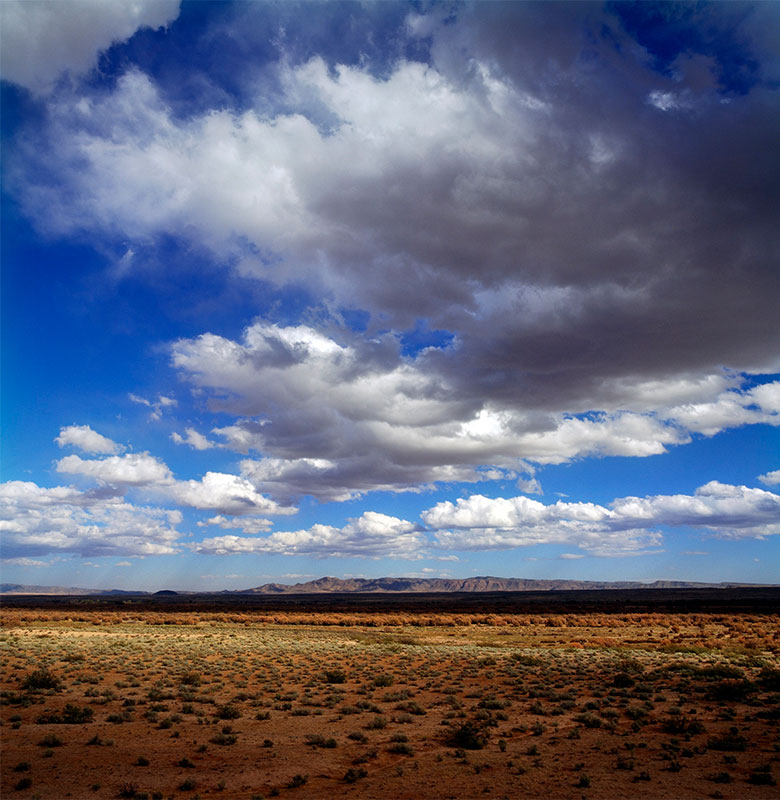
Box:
[2, 586, 779, 615]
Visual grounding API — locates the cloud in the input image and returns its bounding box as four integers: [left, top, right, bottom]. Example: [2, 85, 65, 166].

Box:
[424, 481, 780, 556]
[5, 4, 779, 508]
[56, 452, 173, 486]
[55, 425, 123, 455]
[54, 451, 294, 518]
[129, 393, 177, 421]
[1, 557, 48, 568]
[0, 0, 180, 92]
[169, 472, 296, 517]
[0, 480, 181, 558]
[195, 511, 422, 559]
[759, 469, 780, 487]
[8, 9, 779, 391]
[197, 515, 273, 534]
[169, 322, 779, 501]
[171, 428, 216, 450]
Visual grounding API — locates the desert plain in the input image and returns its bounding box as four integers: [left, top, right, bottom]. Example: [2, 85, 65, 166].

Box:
[1, 590, 779, 800]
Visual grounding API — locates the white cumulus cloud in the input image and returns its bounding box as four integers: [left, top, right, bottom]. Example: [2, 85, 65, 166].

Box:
[196, 511, 422, 559]
[56, 452, 173, 486]
[0, 480, 181, 558]
[423, 481, 780, 557]
[55, 425, 123, 454]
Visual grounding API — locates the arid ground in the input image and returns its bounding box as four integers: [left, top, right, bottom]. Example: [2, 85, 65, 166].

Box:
[2, 592, 779, 799]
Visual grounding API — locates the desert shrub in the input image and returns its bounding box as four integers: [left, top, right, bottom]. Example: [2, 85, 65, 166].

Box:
[22, 668, 61, 692]
[696, 664, 743, 680]
[625, 705, 647, 720]
[758, 668, 780, 691]
[215, 703, 241, 720]
[573, 712, 602, 729]
[117, 783, 139, 799]
[388, 742, 414, 755]
[396, 700, 426, 715]
[178, 778, 197, 791]
[706, 680, 753, 702]
[37, 734, 63, 747]
[287, 774, 308, 788]
[373, 673, 394, 687]
[323, 668, 347, 684]
[479, 695, 507, 710]
[366, 715, 387, 730]
[13, 762, 31, 772]
[706, 733, 747, 752]
[576, 775, 591, 788]
[661, 717, 705, 735]
[179, 671, 201, 686]
[511, 653, 541, 666]
[748, 771, 776, 786]
[348, 731, 368, 742]
[612, 672, 635, 688]
[709, 772, 732, 783]
[343, 767, 367, 783]
[448, 721, 488, 750]
[210, 728, 238, 746]
[304, 734, 337, 748]
[14, 777, 33, 791]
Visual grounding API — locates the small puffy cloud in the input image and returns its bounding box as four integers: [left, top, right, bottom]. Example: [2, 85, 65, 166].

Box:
[423, 481, 780, 557]
[759, 469, 780, 487]
[1, 557, 48, 567]
[0, 480, 181, 558]
[195, 511, 422, 559]
[56, 452, 173, 486]
[169, 472, 296, 517]
[171, 428, 215, 450]
[0, 0, 180, 92]
[55, 425, 122, 455]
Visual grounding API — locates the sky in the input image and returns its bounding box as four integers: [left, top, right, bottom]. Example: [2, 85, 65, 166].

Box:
[1, 0, 778, 592]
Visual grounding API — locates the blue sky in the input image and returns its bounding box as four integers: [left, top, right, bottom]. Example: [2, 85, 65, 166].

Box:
[1, 0, 778, 591]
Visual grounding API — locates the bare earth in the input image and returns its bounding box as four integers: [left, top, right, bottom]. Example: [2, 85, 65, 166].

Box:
[1, 603, 779, 799]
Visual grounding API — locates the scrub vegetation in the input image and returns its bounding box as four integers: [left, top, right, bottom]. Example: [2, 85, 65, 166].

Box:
[1, 604, 779, 799]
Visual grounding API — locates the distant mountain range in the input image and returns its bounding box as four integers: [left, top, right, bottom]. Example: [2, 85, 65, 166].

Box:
[0, 584, 146, 596]
[2, 576, 770, 596]
[237, 576, 767, 594]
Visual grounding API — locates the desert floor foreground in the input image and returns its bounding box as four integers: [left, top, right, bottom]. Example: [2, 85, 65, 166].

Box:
[1, 599, 779, 799]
